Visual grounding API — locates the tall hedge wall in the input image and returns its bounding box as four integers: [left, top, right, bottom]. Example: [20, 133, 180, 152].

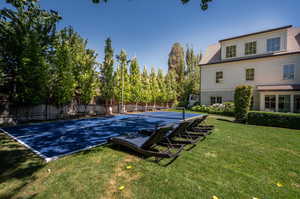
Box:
[247, 111, 300, 130]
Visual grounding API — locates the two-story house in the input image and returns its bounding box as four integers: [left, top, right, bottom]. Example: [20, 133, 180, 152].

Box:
[200, 25, 300, 113]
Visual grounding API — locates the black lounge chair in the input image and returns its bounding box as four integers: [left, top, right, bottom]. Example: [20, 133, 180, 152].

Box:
[165, 119, 207, 147]
[186, 116, 214, 135]
[139, 119, 208, 149]
[188, 115, 215, 132]
[110, 125, 186, 166]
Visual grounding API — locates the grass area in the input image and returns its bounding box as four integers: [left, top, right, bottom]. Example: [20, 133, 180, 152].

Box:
[1, 115, 300, 199]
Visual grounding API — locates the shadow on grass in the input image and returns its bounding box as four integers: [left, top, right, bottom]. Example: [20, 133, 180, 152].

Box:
[0, 133, 44, 199]
[107, 143, 146, 159]
[216, 118, 236, 123]
[107, 143, 181, 167]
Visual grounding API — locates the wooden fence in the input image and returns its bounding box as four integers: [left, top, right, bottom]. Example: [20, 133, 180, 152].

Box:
[0, 103, 168, 125]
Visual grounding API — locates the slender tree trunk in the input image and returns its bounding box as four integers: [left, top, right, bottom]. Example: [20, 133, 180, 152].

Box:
[105, 99, 108, 114]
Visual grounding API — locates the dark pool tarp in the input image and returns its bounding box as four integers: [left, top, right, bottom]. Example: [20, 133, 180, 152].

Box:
[1, 112, 202, 161]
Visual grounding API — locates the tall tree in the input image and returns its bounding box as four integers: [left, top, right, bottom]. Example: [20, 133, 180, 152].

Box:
[0, 0, 61, 104]
[100, 38, 115, 112]
[141, 66, 151, 108]
[149, 67, 159, 107]
[180, 47, 202, 106]
[59, 27, 99, 105]
[115, 49, 130, 111]
[165, 70, 178, 107]
[49, 27, 76, 105]
[129, 57, 142, 110]
[168, 43, 186, 102]
[168, 43, 185, 76]
[157, 69, 167, 105]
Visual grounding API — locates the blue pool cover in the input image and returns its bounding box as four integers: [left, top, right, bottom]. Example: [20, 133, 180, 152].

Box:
[1, 111, 202, 161]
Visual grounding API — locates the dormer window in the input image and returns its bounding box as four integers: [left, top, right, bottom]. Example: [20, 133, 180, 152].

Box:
[226, 45, 236, 58]
[245, 41, 257, 55]
[267, 37, 281, 52]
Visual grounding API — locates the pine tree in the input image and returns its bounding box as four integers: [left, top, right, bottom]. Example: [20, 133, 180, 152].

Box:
[129, 57, 142, 110]
[101, 38, 115, 113]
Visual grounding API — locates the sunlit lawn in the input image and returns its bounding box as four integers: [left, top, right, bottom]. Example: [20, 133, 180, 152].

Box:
[1, 115, 300, 199]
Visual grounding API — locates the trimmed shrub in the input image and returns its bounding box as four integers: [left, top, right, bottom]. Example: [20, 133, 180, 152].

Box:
[234, 85, 253, 122]
[247, 111, 300, 130]
[191, 102, 235, 116]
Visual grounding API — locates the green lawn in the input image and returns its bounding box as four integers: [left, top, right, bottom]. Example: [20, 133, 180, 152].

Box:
[1, 115, 300, 199]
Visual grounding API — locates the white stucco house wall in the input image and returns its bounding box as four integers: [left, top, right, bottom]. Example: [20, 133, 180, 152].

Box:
[200, 25, 300, 113]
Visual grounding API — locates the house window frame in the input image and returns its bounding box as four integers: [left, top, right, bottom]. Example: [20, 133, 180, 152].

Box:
[283, 64, 295, 80]
[264, 95, 276, 111]
[294, 95, 300, 113]
[245, 68, 255, 81]
[267, 37, 281, 52]
[211, 96, 222, 105]
[226, 45, 236, 58]
[216, 71, 223, 83]
[278, 95, 291, 113]
[245, 41, 257, 55]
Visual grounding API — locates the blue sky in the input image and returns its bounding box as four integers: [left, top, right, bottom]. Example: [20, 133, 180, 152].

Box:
[1, 0, 300, 72]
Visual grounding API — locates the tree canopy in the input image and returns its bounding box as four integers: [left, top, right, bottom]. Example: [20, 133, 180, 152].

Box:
[0, 0, 190, 109]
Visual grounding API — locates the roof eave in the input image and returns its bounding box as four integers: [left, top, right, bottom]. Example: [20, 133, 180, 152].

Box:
[219, 25, 293, 43]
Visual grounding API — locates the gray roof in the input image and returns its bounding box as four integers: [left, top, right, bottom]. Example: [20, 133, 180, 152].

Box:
[200, 26, 300, 66]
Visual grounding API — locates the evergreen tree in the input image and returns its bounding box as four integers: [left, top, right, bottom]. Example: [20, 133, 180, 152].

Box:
[100, 38, 115, 112]
[129, 57, 142, 109]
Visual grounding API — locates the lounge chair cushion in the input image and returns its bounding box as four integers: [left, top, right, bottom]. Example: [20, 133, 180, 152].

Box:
[112, 133, 150, 148]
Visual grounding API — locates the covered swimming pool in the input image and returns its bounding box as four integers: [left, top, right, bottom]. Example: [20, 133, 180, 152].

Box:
[0, 111, 202, 161]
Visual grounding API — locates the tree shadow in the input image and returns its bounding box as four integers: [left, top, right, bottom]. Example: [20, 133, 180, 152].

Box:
[216, 118, 236, 123]
[107, 143, 146, 160]
[0, 133, 44, 198]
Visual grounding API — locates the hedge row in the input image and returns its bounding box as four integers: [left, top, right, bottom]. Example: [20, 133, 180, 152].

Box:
[247, 111, 300, 130]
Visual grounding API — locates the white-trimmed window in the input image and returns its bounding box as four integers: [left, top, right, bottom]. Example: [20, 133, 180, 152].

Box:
[226, 45, 236, 58]
[278, 95, 291, 112]
[216, 71, 223, 83]
[245, 41, 257, 55]
[211, 96, 222, 105]
[267, 37, 281, 52]
[283, 64, 295, 80]
[265, 95, 276, 111]
[294, 95, 300, 113]
[246, 68, 255, 81]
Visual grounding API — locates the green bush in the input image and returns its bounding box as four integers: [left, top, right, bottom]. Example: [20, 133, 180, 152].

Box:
[234, 85, 253, 123]
[247, 111, 300, 130]
[191, 102, 235, 116]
